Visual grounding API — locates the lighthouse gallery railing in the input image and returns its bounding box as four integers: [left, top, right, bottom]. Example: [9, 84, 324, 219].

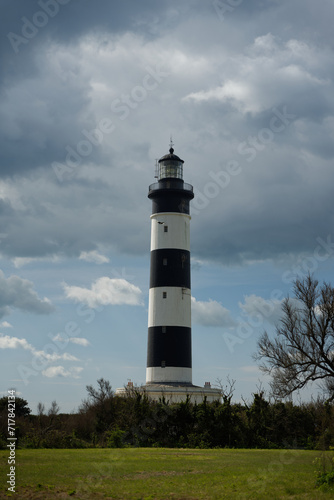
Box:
[148, 182, 193, 193]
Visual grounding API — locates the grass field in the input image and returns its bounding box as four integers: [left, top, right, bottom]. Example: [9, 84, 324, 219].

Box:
[0, 448, 333, 499]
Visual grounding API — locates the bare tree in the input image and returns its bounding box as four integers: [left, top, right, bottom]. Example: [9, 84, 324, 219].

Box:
[37, 402, 45, 416]
[254, 275, 334, 401]
[86, 378, 113, 404]
[214, 375, 236, 402]
[48, 400, 60, 416]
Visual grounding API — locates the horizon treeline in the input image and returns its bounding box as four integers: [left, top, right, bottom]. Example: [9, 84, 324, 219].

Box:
[1, 387, 333, 450]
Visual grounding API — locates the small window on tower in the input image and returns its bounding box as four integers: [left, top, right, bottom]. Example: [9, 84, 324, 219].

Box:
[162, 326, 167, 333]
[163, 258, 167, 266]
[164, 225, 168, 233]
[163, 291, 167, 299]
[161, 360, 166, 368]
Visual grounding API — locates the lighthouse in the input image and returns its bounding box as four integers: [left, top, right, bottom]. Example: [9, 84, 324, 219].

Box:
[146, 144, 194, 386]
[142, 144, 221, 403]
[116, 143, 221, 403]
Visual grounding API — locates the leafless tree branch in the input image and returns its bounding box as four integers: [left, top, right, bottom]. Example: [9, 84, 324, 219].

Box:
[254, 274, 334, 401]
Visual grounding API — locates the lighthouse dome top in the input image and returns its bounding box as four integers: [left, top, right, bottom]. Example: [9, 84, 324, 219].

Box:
[158, 147, 184, 165]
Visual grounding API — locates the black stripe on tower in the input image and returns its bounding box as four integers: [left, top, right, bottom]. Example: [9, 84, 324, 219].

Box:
[147, 326, 191, 367]
[150, 249, 190, 289]
[148, 179, 194, 214]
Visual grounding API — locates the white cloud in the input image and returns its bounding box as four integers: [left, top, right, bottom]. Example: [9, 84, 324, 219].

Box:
[0, 321, 12, 328]
[185, 80, 252, 108]
[184, 34, 329, 114]
[12, 258, 35, 268]
[38, 351, 78, 362]
[63, 277, 143, 307]
[12, 255, 60, 268]
[238, 295, 283, 326]
[0, 180, 25, 210]
[69, 337, 90, 346]
[0, 270, 54, 318]
[42, 366, 70, 378]
[71, 367, 84, 378]
[0, 332, 82, 381]
[191, 297, 236, 327]
[53, 334, 90, 347]
[252, 33, 278, 54]
[0, 335, 32, 351]
[0, 334, 79, 362]
[42, 366, 83, 378]
[79, 250, 110, 264]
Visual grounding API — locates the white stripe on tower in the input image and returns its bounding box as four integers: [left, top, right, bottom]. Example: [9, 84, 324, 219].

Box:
[148, 287, 191, 328]
[150, 213, 191, 252]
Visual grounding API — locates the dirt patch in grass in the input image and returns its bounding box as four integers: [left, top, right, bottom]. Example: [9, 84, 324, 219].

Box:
[0, 487, 79, 499]
[0, 486, 204, 500]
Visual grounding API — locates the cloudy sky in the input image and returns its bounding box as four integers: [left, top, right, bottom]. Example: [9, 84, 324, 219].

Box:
[1, 0, 334, 413]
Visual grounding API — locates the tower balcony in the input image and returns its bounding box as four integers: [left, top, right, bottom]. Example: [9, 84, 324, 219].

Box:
[148, 180, 193, 197]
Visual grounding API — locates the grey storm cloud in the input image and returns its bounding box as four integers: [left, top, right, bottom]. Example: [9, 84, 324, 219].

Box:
[0, 0, 333, 265]
[2, 0, 168, 54]
[0, 0, 185, 176]
[0, 270, 54, 318]
[0, 171, 150, 259]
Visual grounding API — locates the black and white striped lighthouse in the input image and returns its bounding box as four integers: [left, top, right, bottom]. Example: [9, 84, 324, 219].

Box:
[146, 144, 194, 386]
[116, 144, 221, 402]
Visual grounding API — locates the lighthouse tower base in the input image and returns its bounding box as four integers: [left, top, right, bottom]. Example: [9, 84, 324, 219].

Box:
[116, 382, 221, 404]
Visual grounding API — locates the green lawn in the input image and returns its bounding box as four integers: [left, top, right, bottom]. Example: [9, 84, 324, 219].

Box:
[0, 448, 333, 499]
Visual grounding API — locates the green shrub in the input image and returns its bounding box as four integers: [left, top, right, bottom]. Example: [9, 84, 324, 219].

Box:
[105, 428, 126, 448]
[314, 447, 334, 489]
